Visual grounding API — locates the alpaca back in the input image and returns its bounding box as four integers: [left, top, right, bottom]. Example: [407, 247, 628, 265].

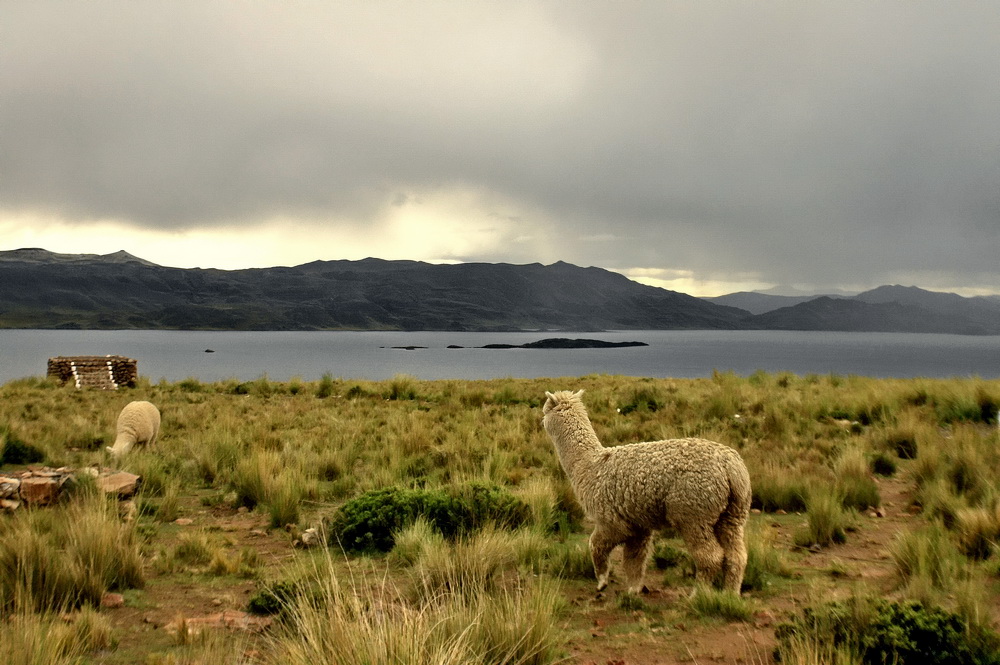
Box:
[112, 400, 160, 452]
[581, 438, 747, 530]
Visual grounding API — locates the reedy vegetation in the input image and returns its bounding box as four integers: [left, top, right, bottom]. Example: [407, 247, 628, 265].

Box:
[1, 372, 1000, 663]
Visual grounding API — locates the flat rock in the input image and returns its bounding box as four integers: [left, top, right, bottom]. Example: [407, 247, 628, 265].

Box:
[101, 592, 125, 609]
[164, 610, 272, 637]
[19, 476, 61, 505]
[97, 471, 142, 497]
[0, 477, 20, 499]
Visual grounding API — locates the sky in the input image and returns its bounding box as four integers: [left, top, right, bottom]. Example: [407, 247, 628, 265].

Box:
[2, 2, 999, 298]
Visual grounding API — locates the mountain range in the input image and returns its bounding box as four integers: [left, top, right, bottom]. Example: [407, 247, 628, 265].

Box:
[1, 248, 998, 335]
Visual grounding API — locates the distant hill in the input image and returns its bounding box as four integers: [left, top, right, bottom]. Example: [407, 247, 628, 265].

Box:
[0, 249, 747, 332]
[706, 291, 847, 315]
[742, 286, 1000, 335]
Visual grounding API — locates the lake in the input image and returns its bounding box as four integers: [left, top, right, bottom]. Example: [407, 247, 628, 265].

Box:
[2, 329, 999, 385]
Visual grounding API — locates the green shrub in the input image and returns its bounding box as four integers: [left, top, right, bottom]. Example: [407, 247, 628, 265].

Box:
[327, 484, 530, 554]
[871, 452, 898, 477]
[247, 580, 302, 616]
[775, 597, 1000, 665]
[888, 430, 919, 460]
[618, 592, 649, 612]
[315, 373, 335, 399]
[618, 387, 662, 415]
[652, 542, 691, 571]
[975, 388, 999, 425]
[1, 430, 45, 465]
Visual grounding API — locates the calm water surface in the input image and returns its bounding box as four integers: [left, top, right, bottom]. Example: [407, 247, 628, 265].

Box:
[2, 329, 999, 384]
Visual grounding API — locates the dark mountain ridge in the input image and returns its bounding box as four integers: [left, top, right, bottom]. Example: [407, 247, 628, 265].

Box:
[0, 249, 746, 332]
[2, 249, 998, 334]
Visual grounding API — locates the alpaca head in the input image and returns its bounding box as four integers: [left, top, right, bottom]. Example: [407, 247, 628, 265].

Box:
[542, 390, 589, 437]
[542, 389, 585, 416]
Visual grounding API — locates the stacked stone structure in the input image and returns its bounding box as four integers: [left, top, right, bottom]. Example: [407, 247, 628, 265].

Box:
[47, 355, 138, 389]
[0, 466, 141, 511]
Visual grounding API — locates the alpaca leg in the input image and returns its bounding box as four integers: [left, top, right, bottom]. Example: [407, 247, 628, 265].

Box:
[680, 523, 724, 588]
[590, 525, 619, 592]
[715, 517, 748, 593]
[620, 530, 653, 593]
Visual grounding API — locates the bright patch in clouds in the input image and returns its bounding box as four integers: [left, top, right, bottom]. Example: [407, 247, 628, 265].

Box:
[616, 267, 773, 298]
[0, 187, 538, 269]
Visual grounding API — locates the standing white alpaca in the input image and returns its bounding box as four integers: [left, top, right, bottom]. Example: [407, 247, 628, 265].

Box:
[106, 400, 161, 459]
[542, 390, 751, 593]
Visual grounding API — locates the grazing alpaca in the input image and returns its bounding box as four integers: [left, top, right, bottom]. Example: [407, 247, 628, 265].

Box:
[106, 401, 160, 459]
[542, 390, 751, 593]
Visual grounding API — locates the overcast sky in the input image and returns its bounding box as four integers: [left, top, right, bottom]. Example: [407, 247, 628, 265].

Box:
[2, 2, 998, 297]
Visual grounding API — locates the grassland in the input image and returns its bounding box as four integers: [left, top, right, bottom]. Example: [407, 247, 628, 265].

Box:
[2, 371, 1000, 664]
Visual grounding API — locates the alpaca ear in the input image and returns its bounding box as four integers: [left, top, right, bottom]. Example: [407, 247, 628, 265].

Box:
[544, 391, 555, 401]
[574, 389, 585, 398]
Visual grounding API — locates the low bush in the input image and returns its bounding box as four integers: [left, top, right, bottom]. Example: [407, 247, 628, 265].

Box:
[652, 541, 691, 571]
[1, 428, 45, 465]
[870, 451, 897, 477]
[617, 387, 662, 415]
[327, 484, 530, 554]
[775, 596, 1000, 665]
[247, 580, 303, 617]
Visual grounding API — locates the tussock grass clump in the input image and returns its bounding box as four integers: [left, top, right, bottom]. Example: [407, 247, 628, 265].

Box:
[686, 587, 752, 622]
[385, 374, 420, 401]
[742, 520, 795, 592]
[391, 517, 447, 567]
[264, 554, 562, 665]
[794, 488, 852, 548]
[0, 609, 115, 664]
[833, 446, 880, 510]
[540, 539, 594, 580]
[411, 527, 520, 599]
[891, 521, 966, 593]
[954, 507, 1000, 561]
[0, 496, 144, 613]
[749, 461, 809, 513]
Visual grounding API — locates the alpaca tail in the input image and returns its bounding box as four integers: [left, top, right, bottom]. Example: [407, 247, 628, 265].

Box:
[725, 458, 753, 520]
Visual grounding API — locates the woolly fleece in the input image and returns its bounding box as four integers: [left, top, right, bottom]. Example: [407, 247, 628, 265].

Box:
[542, 389, 751, 593]
[107, 400, 160, 458]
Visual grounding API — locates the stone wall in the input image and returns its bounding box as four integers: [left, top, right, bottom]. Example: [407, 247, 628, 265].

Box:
[0, 466, 141, 510]
[47, 355, 138, 389]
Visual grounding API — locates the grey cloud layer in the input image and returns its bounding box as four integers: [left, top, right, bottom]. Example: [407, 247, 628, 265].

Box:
[2, 1, 998, 290]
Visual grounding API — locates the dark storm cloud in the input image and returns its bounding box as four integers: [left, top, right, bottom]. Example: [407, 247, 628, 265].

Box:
[1, 1, 998, 292]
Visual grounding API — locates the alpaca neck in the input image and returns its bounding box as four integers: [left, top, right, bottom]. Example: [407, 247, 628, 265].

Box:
[550, 408, 605, 482]
[112, 433, 136, 450]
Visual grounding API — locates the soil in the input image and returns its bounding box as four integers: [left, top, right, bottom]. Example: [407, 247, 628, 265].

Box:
[86, 467, 940, 664]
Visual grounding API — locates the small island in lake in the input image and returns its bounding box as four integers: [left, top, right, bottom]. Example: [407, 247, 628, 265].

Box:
[478, 338, 648, 350]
